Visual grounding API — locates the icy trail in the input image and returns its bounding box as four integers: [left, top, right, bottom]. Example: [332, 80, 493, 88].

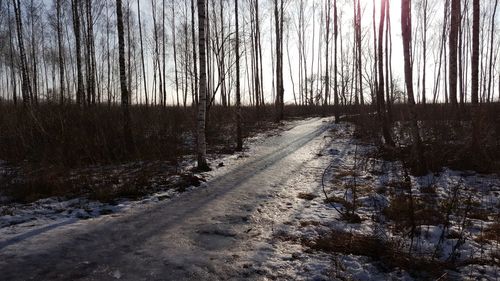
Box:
[0, 117, 338, 280]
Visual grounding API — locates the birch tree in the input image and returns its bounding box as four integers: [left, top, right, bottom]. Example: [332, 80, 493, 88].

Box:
[117, 0, 133, 150]
[235, 0, 242, 151]
[197, 0, 209, 170]
[471, 0, 479, 104]
[13, 0, 32, 105]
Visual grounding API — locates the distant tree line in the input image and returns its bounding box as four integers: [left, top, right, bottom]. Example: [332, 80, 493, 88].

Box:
[0, 0, 498, 169]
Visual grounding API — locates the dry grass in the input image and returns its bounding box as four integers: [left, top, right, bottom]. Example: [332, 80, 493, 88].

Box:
[350, 103, 500, 175]
[334, 170, 359, 179]
[467, 208, 491, 221]
[3, 161, 205, 203]
[383, 195, 445, 227]
[479, 223, 500, 243]
[420, 184, 437, 194]
[324, 195, 354, 210]
[344, 183, 373, 196]
[305, 230, 450, 279]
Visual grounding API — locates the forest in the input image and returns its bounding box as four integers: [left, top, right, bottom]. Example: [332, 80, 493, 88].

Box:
[0, 0, 499, 280]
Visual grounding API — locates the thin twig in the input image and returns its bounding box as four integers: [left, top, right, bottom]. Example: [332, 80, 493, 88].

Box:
[322, 158, 346, 217]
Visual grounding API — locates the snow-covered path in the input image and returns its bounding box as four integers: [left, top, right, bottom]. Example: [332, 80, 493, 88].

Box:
[0, 117, 339, 281]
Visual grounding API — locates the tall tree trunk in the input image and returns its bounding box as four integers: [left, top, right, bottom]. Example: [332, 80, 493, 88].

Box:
[105, 2, 111, 105]
[151, 0, 160, 105]
[449, 0, 460, 105]
[458, 9, 464, 105]
[385, 0, 392, 120]
[487, 0, 499, 102]
[197, 0, 209, 170]
[317, 5, 323, 104]
[13, 0, 32, 106]
[249, 16, 256, 106]
[42, 41, 50, 100]
[183, 0, 189, 108]
[433, 0, 449, 103]
[205, 4, 212, 108]
[309, 3, 316, 105]
[339, 20, 346, 106]
[117, 0, 133, 150]
[377, 0, 393, 146]
[191, 0, 198, 106]
[421, 0, 428, 105]
[72, 0, 84, 105]
[279, 0, 284, 112]
[172, 1, 180, 107]
[243, 19, 253, 105]
[372, 0, 378, 105]
[301, 0, 308, 105]
[137, 0, 148, 105]
[324, 0, 331, 106]
[274, 0, 280, 117]
[29, 0, 38, 104]
[274, 0, 284, 121]
[56, 0, 65, 104]
[471, 0, 479, 104]
[356, 0, 363, 105]
[270, 11, 276, 101]
[297, 0, 304, 105]
[333, 0, 339, 122]
[480, 13, 487, 102]
[89, 0, 97, 104]
[235, 0, 242, 151]
[220, 0, 227, 107]
[253, 0, 262, 109]
[402, 0, 426, 174]
[126, 0, 132, 105]
[162, 0, 166, 106]
[8, 1, 18, 105]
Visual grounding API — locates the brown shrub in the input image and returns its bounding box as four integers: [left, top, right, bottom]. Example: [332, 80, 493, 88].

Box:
[351, 103, 500, 174]
[306, 230, 449, 279]
[0, 104, 342, 203]
[383, 195, 445, 227]
[479, 223, 500, 243]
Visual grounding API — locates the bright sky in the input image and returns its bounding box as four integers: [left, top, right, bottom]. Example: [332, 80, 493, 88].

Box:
[278, 0, 406, 104]
[129, 0, 408, 105]
[14, 0, 498, 104]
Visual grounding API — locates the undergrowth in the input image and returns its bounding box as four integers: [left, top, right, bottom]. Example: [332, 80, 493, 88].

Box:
[348, 103, 500, 175]
[0, 104, 344, 203]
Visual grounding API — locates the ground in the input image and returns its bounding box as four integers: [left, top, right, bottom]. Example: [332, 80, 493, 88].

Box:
[0, 118, 499, 280]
